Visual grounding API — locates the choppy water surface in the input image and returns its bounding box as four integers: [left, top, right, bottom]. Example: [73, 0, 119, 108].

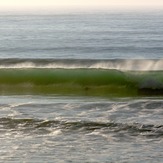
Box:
[0, 96, 162, 162]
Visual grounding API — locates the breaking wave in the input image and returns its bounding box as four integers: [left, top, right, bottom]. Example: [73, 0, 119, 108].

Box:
[0, 59, 163, 96]
[0, 58, 163, 71]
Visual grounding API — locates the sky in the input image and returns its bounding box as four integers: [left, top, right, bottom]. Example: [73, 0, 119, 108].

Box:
[1, 0, 163, 12]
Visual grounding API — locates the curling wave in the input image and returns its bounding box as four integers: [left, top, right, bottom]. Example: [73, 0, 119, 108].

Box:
[0, 67, 162, 96]
[0, 59, 163, 96]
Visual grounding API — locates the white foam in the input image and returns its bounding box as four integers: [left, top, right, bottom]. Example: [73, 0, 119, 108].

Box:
[0, 59, 163, 71]
[48, 129, 62, 136]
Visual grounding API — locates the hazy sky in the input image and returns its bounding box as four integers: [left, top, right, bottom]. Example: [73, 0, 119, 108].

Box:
[1, 0, 163, 11]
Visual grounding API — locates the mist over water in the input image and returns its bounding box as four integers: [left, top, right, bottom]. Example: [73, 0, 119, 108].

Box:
[0, 58, 163, 71]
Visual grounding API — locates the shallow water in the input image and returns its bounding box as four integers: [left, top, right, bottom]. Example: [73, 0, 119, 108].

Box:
[0, 96, 162, 162]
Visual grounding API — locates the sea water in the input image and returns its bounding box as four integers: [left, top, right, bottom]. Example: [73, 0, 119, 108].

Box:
[0, 11, 163, 162]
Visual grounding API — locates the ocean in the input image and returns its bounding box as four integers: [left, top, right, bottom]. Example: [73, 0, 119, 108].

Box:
[0, 11, 163, 162]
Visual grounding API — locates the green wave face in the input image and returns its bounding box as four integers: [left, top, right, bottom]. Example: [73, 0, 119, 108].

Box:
[0, 68, 163, 97]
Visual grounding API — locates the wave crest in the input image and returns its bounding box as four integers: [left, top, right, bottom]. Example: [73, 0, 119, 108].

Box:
[0, 59, 163, 71]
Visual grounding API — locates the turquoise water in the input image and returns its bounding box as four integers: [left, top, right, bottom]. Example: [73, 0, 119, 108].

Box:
[0, 11, 163, 162]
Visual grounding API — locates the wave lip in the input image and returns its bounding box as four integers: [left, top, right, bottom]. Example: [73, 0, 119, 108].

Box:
[0, 59, 163, 71]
